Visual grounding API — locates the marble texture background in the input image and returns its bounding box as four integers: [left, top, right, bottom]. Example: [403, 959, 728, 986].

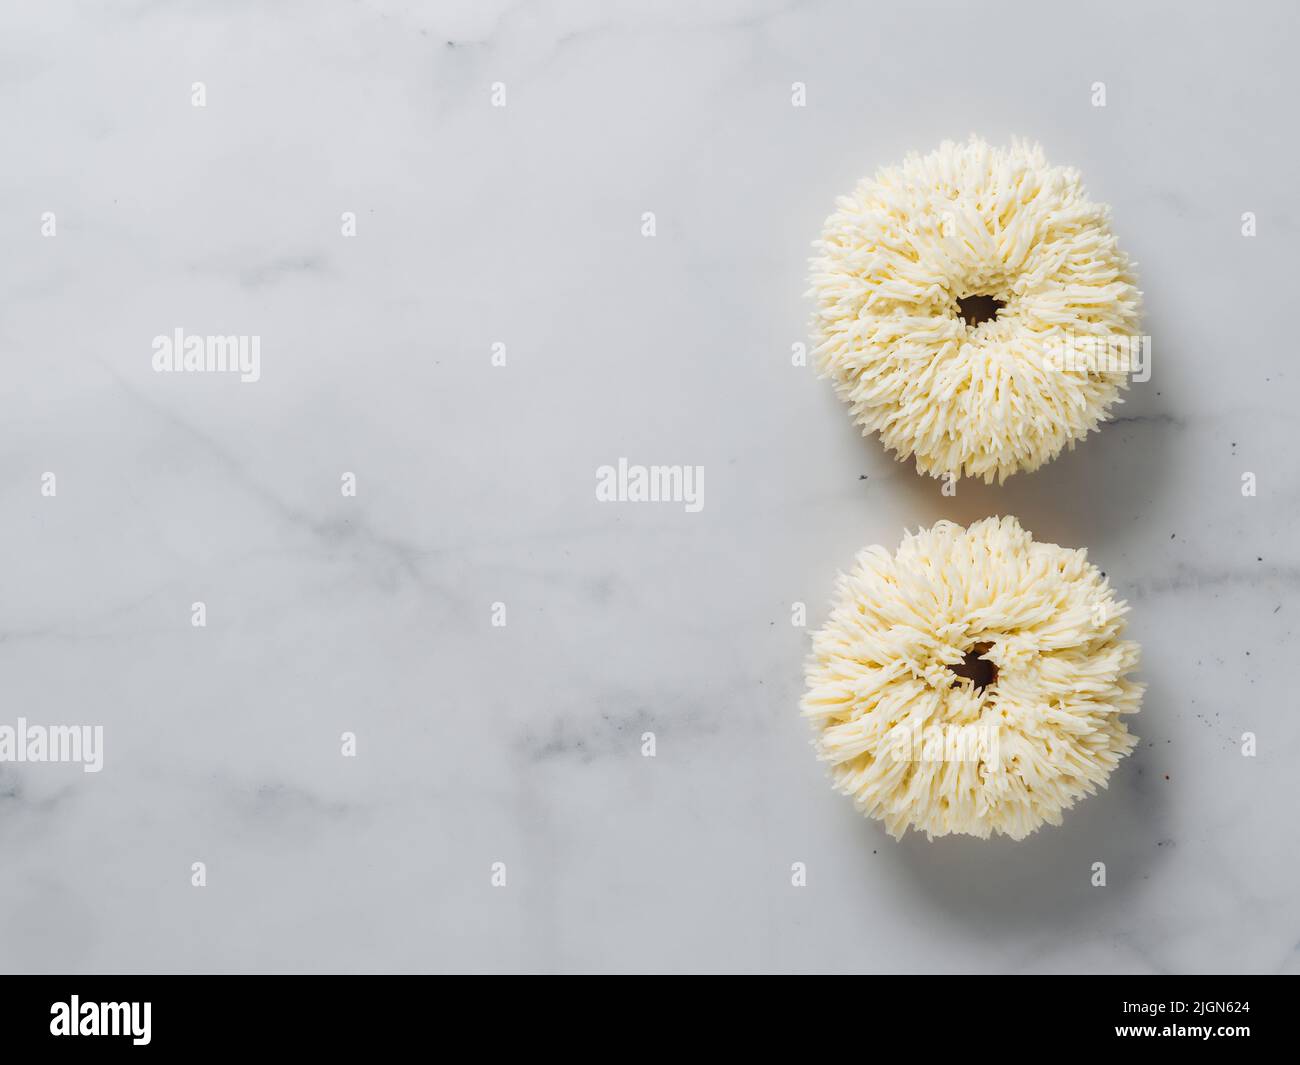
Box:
[1, 0, 1296, 974]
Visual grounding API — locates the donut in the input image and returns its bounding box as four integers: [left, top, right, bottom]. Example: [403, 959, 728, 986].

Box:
[809, 138, 1141, 483]
[801, 516, 1143, 840]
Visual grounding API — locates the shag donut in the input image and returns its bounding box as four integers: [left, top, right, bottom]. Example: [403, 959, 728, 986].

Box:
[809, 138, 1141, 483]
[802, 516, 1143, 840]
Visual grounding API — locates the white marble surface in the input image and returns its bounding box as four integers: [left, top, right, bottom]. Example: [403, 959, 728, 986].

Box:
[2, 0, 1297, 974]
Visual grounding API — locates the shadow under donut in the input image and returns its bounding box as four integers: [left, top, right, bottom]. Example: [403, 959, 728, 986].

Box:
[886, 369, 1179, 559]
[872, 731, 1172, 938]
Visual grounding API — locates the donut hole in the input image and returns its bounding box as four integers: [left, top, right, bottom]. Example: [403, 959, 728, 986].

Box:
[949, 642, 998, 692]
[956, 294, 1005, 328]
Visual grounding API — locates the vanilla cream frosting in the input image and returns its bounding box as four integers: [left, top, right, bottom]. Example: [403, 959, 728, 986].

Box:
[809, 138, 1142, 483]
[802, 517, 1143, 840]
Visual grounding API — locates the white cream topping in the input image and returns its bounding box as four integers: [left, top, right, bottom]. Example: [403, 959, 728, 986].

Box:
[809, 138, 1142, 483]
[803, 517, 1143, 840]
